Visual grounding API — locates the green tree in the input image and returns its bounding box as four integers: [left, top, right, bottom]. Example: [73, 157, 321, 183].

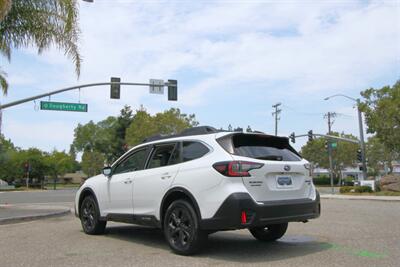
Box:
[125, 107, 198, 147]
[0, 0, 81, 94]
[301, 132, 359, 179]
[366, 135, 399, 175]
[81, 150, 105, 177]
[9, 148, 48, 185]
[72, 106, 135, 164]
[44, 150, 76, 187]
[113, 105, 135, 157]
[125, 108, 158, 147]
[0, 134, 18, 182]
[360, 81, 400, 153]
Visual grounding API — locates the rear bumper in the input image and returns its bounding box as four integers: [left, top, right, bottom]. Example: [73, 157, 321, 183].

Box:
[200, 191, 320, 230]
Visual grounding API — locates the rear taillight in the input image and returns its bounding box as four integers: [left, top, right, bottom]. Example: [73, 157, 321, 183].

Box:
[213, 161, 263, 177]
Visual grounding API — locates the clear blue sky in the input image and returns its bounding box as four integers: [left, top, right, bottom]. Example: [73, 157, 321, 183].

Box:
[1, 0, 399, 153]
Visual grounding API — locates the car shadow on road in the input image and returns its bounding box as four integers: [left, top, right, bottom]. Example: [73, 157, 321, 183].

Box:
[103, 224, 331, 263]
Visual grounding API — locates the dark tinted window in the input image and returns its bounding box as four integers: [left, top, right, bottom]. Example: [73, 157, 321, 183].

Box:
[182, 141, 209, 162]
[113, 148, 148, 174]
[147, 144, 177, 169]
[231, 134, 301, 161]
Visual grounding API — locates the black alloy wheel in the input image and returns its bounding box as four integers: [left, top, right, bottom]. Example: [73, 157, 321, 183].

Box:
[164, 200, 207, 255]
[80, 195, 106, 235]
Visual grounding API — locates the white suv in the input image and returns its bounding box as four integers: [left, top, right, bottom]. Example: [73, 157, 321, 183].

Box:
[75, 126, 320, 255]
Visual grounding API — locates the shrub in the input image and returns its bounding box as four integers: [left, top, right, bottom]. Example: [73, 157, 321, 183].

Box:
[340, 185, 373, 194]
[343, 177, 354, 186]
[340, 186, 355, 193]
[313, 176, 339, 185]
[354, 186, 373, 193]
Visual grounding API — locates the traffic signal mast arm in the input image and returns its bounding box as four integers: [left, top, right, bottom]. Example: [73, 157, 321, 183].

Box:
[0, 80, 178, 110]
[290, 133, 360, 144]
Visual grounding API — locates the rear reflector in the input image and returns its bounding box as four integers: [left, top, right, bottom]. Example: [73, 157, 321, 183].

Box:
[212, 161, 263, 177]
[241, 211, 247, 224]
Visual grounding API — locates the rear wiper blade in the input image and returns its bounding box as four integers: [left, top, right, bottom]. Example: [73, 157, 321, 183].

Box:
[255, 155, 283, 161]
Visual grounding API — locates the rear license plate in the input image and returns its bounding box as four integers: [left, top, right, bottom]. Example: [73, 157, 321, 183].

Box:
[276, 176, 293, 188]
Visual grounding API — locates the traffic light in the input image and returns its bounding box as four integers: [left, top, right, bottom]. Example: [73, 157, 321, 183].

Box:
[289, 132, 295, 143]
[356, 149, 362, 162]
[307, 130, 313, 142]
[110, 77, 121, 99]
[168, 79, 177, 101]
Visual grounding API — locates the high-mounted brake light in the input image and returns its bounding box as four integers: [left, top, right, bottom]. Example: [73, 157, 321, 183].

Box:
[213, 161, 264, 177]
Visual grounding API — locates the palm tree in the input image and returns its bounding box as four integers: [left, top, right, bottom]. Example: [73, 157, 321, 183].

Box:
[0, 0, 81, 95]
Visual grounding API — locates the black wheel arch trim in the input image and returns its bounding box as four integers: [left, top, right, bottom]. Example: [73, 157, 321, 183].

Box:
[78, 187, 102, 220]
[160, 187, 202, 223]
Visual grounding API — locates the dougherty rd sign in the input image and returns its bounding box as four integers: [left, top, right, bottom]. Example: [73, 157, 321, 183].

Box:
[40, 101, 88, 112]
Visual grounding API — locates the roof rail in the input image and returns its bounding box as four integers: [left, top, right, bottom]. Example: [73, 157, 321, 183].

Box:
[180, 126, 219, 135]
[141, 126, 223, 144]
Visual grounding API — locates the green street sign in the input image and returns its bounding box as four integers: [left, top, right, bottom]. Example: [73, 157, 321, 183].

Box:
[331, 142, 337, 149]
[40, 101, 88, 112]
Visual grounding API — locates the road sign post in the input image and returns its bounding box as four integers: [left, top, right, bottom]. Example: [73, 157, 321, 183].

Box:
[149, 79, 164, 94]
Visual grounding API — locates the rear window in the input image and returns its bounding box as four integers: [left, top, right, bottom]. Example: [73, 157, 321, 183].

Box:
[218, 134, 301, 162]
[182, 141, 209, 162]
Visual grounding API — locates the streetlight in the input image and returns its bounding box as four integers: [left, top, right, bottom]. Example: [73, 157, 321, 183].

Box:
[324, 94, 367, 182]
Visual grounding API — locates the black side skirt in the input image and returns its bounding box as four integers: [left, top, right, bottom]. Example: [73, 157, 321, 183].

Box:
[100, 213, 161, 228]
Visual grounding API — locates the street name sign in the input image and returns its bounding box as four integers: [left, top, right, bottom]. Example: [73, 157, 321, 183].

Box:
[40, 101, 88, 112]
[149, 79, 164, 94]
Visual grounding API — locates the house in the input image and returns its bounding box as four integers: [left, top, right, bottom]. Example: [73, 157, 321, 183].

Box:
[60, 171, 87, 184]
[313, 167, 364, 180]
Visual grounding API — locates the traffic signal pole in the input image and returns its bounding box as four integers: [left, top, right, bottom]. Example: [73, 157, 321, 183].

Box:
[325, 112, 337, 194]
[0, 81, 177, 110]
[0, 80, 177, 135]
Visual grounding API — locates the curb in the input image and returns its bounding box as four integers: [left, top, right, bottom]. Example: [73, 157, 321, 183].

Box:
[0, 209, 71, 225]
[320, 194, 400, 202]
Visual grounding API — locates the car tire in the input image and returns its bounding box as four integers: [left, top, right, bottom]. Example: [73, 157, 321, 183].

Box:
[80, 195, 106, 235]
[249, 223, 288, 242]
[163, 199, 207, 255]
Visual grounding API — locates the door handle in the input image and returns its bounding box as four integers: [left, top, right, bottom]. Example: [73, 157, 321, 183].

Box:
[124, 178, 132, 184]
[161, 173, 172, 180]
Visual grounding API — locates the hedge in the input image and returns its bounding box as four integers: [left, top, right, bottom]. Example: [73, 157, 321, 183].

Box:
[340, 186, 373, 193]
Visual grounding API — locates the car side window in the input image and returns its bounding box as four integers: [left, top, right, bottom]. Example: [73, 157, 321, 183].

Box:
[113, 148, 148, 175]
[147, 143, 177, 169]
[182, 141, 209, 162]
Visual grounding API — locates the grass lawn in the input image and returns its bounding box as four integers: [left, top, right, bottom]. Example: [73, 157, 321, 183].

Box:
[342, 191, 400, 196]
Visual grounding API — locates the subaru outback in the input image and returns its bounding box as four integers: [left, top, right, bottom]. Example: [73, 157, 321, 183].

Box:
[75, 126, 320, 255]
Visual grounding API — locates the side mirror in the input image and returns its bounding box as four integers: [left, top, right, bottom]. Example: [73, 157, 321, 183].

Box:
[102, 166, 112, 177]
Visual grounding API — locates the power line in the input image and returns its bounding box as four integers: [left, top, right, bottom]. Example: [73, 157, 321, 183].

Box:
[282, 104, 324, 116]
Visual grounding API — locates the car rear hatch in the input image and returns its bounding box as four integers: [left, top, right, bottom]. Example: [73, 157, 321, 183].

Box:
[217, 133, 313, 202]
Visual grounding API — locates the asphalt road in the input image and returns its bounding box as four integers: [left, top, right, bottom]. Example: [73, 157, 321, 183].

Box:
[0, 189, 77, 205]
[0, 199, 399, 267]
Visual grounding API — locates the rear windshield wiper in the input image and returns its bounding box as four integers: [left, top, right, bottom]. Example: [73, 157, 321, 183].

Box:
[255, 155, 283, 161]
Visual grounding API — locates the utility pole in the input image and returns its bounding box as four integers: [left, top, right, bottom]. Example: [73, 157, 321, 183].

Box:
[356, 99, 367, 181]
[324, 112, 337, 194]
[272, 103, 282, 136]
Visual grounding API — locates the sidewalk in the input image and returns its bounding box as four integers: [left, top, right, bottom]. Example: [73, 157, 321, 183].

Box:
[321, 194, 400, 202]
[0, 204, 71, 225]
